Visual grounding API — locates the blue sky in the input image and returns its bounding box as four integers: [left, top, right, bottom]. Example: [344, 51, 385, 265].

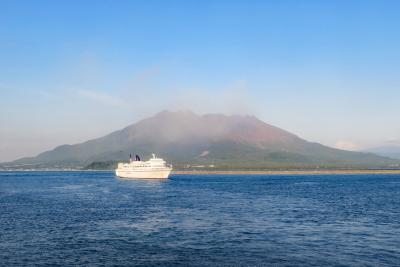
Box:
[1, 0, 400, 161]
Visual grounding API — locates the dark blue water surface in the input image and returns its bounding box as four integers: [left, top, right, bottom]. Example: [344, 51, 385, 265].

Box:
[1, 172, 400, 266]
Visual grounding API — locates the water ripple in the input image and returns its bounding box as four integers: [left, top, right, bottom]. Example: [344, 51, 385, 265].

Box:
[1, 172, 400, 266]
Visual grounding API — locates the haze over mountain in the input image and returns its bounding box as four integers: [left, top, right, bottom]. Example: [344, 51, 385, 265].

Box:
[362, 146, 400, 160]
[4, 111, 397, 169]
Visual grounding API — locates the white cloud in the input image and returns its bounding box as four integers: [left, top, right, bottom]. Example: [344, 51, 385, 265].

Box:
[77, 90, 126, 107]
[335, 140, 359, 151]
[171, 80, 261, 116]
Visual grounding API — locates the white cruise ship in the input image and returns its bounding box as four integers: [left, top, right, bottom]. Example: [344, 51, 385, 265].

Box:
[115, 154, 172, 179]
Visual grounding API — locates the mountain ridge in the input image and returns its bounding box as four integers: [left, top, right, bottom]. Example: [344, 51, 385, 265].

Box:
[3, 110, 397, 169]
[362, 146, 400, 160]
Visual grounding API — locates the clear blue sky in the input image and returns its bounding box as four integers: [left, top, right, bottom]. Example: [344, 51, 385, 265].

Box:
[1, 0, 400, 161]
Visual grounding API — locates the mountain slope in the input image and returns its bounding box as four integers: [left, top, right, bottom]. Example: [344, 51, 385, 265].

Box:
[7, 110, 397, 169]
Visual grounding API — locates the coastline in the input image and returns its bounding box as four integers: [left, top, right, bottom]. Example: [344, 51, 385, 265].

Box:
[173, 169, 400, 175]
[1, 169, 400, 175]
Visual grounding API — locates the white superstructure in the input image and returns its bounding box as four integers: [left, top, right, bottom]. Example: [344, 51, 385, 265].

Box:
[115, 154, 172, 179]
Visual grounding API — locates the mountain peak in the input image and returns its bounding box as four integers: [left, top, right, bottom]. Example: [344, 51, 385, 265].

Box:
[154, 110, 257, 121]
[129, 110, 300, 147]
[155, 109, 198, 118]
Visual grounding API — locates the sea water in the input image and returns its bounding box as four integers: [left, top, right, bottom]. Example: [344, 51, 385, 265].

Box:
[1, 172, 400, 266]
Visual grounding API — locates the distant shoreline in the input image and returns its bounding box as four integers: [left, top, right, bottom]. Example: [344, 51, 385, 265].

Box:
[1, 169, 400, 175]
[173, 170, 400, 175]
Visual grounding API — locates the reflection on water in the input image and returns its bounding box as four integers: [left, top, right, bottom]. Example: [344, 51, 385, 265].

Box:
[117, 176, 168, 186]
[1, 171, 400, 266]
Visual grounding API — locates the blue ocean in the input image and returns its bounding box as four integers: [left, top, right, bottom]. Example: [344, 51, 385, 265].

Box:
[1, 172, 400, 266]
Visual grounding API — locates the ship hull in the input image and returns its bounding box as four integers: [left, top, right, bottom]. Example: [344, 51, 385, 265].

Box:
[115, 169, 172, 179]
